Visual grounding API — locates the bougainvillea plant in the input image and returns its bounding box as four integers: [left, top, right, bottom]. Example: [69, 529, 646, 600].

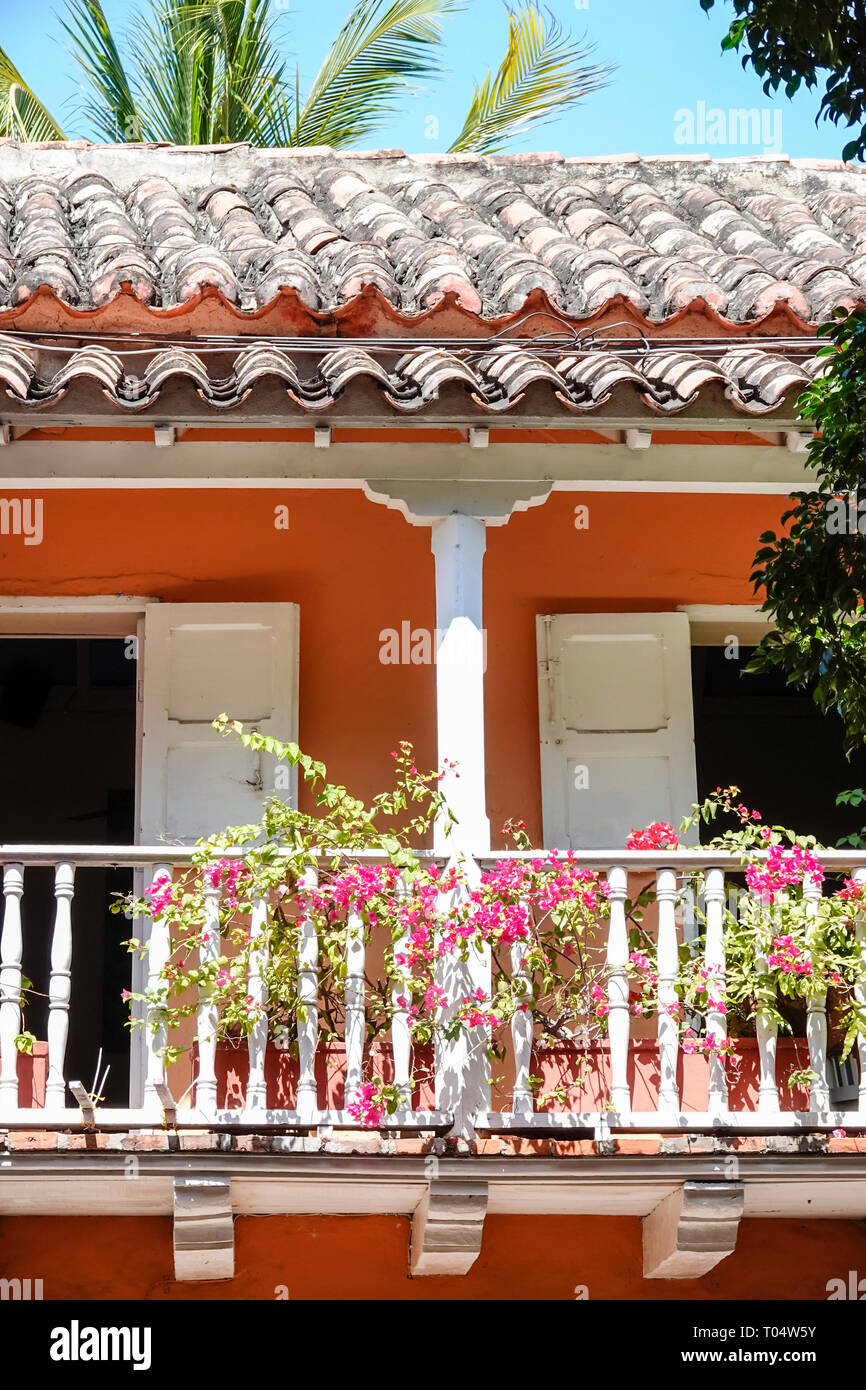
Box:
[678, 788, 866, 1068]
[107, 718, 866, 1122]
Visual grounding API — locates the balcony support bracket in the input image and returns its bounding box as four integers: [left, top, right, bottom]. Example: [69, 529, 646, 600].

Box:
[173, 1175, 234, 1282]
[410, 1179, 488, 1277]
[642, 1180, 744, 1280]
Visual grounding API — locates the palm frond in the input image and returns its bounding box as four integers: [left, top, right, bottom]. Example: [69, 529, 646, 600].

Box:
[0, 46, 66, 141]
[122, 1, 285, 145]
[217, 0, 286, 143]
[449, 2, 612, 155]
[281, 0, 462, 150]
[60, 0, 139, 142]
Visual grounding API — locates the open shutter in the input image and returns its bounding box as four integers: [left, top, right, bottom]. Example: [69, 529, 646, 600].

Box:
[139, 603, 299, 843]
[537, 613, 697, 850]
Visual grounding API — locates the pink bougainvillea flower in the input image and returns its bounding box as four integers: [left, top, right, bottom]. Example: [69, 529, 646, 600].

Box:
[626, 822, 679, 851]
[745, 844, 824, 903]
[346, 1081, 386, 1127]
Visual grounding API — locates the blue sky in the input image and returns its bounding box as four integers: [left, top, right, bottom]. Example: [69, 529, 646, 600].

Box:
[2, 0, 850, 159]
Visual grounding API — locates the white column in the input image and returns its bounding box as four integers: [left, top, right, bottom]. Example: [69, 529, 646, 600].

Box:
[296, 865, 319, 1123]
[606, 865, 631, 1113]
[344, 910, 366, 1106]
[805, 874, 829, 1111]
[244, 893, 269, 1115]
[510, 938, 534, 1117]
[196, 878, 222, 1121]
[435, 856, 491, 1136]
[45, 862, 75, 1112]
[430, 514, 490, 856]
[656, 867, 681, 1114]
[0, 864, 24, 1117]
[430, 515, 491, 1137]
[756, 894, 780, 1113]
[391, 874, 412, 1114]
[854, 868, 866, 1115]
[703, 867, 728, 1118]
[143, 862, 172, 1117]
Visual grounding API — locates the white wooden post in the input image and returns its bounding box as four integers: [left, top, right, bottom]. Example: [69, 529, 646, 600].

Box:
[606, 865, 631, 1113]
[756, 893, 780, 1113]
[45, 862, 75, 1112]
[430, 514, 490, 856]
[197, 875, 221, 1120]
[344, 909, 366, 1106]
[244, 893, 269, 1115]
[0, 864, 24, 1116]
[804, 873, 829, 1110]
[704, 867, 728, 1117]
[143, 862, 173, 1117]
[430, 514, 491, 1136]
[853, 868, 866, 1114]
[296, 865, 319, 1123]
[391, 874, 412, 1113]
[435, 855, 492, 1136]
[656, 867, 681, 1114]
[510, 937, 534, 1116]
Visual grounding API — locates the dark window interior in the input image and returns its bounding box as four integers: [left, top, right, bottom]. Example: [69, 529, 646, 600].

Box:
[692, 646, 866, 845]
[0, 638, 136, 1102]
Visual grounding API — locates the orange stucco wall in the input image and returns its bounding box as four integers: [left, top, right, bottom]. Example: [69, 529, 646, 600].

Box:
[0, 486, 785, 837]
[0, 1212, 863, 1300]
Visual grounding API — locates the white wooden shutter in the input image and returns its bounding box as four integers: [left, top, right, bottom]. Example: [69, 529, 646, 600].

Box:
[139, 603, 299, 843]
[537, 613, 697, 850]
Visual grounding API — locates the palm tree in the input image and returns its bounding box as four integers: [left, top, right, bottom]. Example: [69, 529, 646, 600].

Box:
[0, 0, 611, 152]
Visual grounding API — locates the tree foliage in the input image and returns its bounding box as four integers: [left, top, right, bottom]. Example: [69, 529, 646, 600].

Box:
[750, 310, 866, 751]
[0, 0, 610, 151]
[699, 0, 866, 161]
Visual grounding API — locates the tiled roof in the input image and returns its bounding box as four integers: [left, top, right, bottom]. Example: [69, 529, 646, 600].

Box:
[0, 336, 822, 417]
[0, 144, 865, 328]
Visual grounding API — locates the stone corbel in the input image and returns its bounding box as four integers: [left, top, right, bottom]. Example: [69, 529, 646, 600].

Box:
[642, 1181, 744, 1279]
[410, 1179, 489, 1276]
[173, 1175, 235, 1281]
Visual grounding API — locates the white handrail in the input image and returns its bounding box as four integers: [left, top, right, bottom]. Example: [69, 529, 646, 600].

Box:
[3, 845, 866, 868]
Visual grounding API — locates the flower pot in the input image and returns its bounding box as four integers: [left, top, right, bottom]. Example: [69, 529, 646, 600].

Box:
[207, 1039, 436, 1112]
[527, 1037, 817, 1114]
[10, 1040, 48, 1108]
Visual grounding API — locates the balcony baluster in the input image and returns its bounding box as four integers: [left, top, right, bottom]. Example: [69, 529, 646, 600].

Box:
[45, 862, 75, 1112]
[0, 863, 24, 1116]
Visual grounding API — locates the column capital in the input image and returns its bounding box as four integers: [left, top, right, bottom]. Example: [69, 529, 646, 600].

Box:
[362, 479, 552, 526]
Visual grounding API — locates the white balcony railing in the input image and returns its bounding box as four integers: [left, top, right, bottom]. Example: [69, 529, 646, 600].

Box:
[1, 846, 866, 1138]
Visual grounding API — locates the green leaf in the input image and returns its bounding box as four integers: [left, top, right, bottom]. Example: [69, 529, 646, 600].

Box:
[449, 1, 612, 155]
[0, 45, 66, 139]
[266, 0, 461, 149]
[60, 0, 140, 141]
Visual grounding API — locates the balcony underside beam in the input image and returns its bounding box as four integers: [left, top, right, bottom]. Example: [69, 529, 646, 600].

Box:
[173, 1175, 234, 1282]
[642, 1180, 744, 1280]
[410, 1179, 489, 1277]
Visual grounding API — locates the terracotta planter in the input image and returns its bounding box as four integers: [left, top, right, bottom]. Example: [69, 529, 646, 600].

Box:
[14, 1040, 48, 1108]
[209, 1039, 436, 1111]
[529, 1037, 821, 1114]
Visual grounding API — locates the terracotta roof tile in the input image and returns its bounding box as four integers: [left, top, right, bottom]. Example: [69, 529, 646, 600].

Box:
[0, 335, 823, 418]
[0, 146, 865, 326]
